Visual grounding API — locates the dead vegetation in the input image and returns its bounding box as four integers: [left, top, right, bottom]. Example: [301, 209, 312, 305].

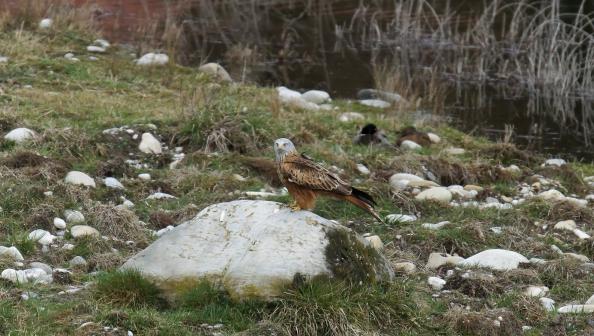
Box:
[86, 203, 148, 243]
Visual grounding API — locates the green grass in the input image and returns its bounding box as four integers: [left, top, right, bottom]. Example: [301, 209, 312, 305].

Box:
[95, 270, 165, 308]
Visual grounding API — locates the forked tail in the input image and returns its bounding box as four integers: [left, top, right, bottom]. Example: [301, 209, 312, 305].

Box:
[347, 188, 384, 223]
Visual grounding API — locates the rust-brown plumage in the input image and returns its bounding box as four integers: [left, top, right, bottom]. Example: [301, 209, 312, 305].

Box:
[274, 138, 383, 222]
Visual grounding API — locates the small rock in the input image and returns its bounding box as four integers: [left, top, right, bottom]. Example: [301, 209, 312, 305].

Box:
[62, 243, 75, 250]
[86, 46, 106, 53]
[136, 53, 169, 66]
[70, 225, 100, 238]
[503, 165, 521, 174]
[537, 189, 565, 202]
[64, 210, 85, 224]
[39, 18, 53, 29]
[458, 249, 528, 271]
[386, 214, 417, 223]
[43, 191, 53, 197]
[426, 252, 464, 269]
[93, 39, 110, 48]
[364, 235, 384, 250]
[544, 159, 566, 167]
[427, 133, 441, 144]
[400, 140, 422, 151]
[358, 99, 390, 109]
[572, 229, 591, 240]
[138, 173, 151, 181]
[393, 262, 416, 274]
[104, 177, 125, 190]
[69, 256, 87, 267]
[389, 173, 425, 191]
[0, 246, 24, 261]
[198, 63, 232, 82]
[53, 268, 73, 284]
[464, 185, 484, 192]
[427, 276, 446, 290]
[1, 268, 52, 284]
[138, 133, 162, 154]
[523, 286, 549, 297]
[147, 192, 177, 200]
[64, 171, 96, 187]
[564, 253, 590, 262]
[301, 90, 330, 104]
[415, 187, 453, 203]
[0, 56, 8, 63]
[29, 262, 52, 275]
[338, 112, 364, 122]
[444, 147, 465, 155]
[422, 221, 450, 230]
[4, 128, 36, 143]
[557, 305, 594, 314]
[53, 217, 67, 230]
[28, 229, 56, 245]
[489, 227, 503, 235]
[540, 298, 555, 312]
[357, 89, 404, 103]
[356, 163, 370, 175]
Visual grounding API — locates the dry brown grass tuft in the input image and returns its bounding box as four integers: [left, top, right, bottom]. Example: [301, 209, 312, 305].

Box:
[25, 203, 61, 230]
[478, 143, 540, 165]
[444, 308, 522, 336]
[88, 252, 126, 271]
[86, 203, 148, 243]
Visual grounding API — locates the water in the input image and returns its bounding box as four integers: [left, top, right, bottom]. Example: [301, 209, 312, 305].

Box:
[3, 0, 593, 161]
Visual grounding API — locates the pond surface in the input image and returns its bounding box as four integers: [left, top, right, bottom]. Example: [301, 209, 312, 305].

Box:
[4, 0, 593, 161]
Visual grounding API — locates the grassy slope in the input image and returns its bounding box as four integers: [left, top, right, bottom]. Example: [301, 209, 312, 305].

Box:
[0, 21, 593, 336]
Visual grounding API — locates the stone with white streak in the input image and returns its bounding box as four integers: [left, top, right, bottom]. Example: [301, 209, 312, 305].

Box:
[458, 249, 528, 271]
[121, 200, 394, 298]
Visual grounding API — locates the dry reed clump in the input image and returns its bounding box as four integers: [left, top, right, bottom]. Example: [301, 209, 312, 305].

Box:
[478, 143, 540, 165]
[25, 203, 61, 230]
[546, 201, 594, 224]
[444, 308, 522, 336]
[538, 165, 589, 195]
[0, 151, 70, 180]
[94, 157, 135, 178]
[86, 203, 147, 242]
[88, 252, 126, 271]
[421, 157, 516, 186]
[0, 0, 96, 33]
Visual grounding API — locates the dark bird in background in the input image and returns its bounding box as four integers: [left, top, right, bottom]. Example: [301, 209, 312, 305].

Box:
[353, 123, 391, 146]
[396, 126, 432, 147]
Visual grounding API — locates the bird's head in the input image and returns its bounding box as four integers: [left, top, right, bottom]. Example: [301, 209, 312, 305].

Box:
[274, 138, 296, 161]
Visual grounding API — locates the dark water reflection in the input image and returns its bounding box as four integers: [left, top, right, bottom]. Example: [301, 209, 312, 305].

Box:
[4, 0, 592, 161]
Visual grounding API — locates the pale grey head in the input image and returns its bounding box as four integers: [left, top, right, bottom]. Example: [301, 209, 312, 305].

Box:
[274, 138, 296, 161]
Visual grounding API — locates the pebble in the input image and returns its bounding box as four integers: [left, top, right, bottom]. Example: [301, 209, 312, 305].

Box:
[426, 252, 464, 269]
[338, 112, 364, 122]
[4, 128, 36, 143]
[564, 252, 590, 262]
[138, 173, 152, 181]
[147, 192, 177, 200]
[301, 90, 331, 104]
[415, 187, 453, 204]
[86, 46, 106, 53]
[537, 189, 565, 202]
[28, 229, 56, 245]
[421, 221, 450, 230]
[53, 217, 67, 229]
[93, 39, 110, 48]
[427, 276, 446, 290]
[104, 177, 125, 190]
[393, 262, 416, 274]
[69, 256, 87, 267]
[29, 262, 52, 275]
[400, 140, 422, 151]
[138, 133, 162, 154]
[62, 243, 75, 250]
[427, 133, 441, 143]
[540, 298, 556, 312]
[136, 53, 169, 66]
[458, 249, 528, 271]
[1, 268, 53, 284]
[0, 56, 8, 63]
[198, 63, 232, 82]
[64, 171, 96, 187]
[70, 225, 100, 238]
[364, 235, 384, 250]
[386, 214, 417, 223]
[557, 305, 594, 314]
[443, 147, 465, 155]
[523, 286, 549, 297]
[358, 99, 390, 108]
[39, 18, 53, 29]
[389, 173, 426, 191]
[356, 163, 370, 175]
[64, 210, 85, 224]
[544, 158, 566, 167]
[0, 246, 24, 261]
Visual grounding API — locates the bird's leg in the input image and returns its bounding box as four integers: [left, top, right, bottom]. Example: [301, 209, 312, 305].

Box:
[289, 200, 302, 211]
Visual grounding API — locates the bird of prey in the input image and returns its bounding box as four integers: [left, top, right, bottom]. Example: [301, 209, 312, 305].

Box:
[274, 138, 383, 222]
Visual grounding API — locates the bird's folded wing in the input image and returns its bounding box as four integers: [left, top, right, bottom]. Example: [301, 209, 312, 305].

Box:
[281, 154, 351, 195]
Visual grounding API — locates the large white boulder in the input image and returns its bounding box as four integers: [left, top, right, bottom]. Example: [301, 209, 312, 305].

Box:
[4, 128, 36, 143]
[121, 200, 393, 298]
[458, 249, 528, 271]
[301, 90, 330, 104]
